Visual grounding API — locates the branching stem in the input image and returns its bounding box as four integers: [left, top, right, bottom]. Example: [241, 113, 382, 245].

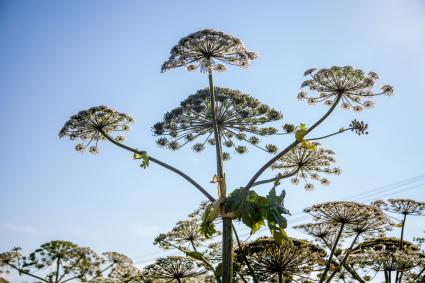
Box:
[99, 129, 215, 201]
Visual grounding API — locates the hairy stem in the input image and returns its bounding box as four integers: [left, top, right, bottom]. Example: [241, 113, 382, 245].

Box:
[395, 213, 408, 283]
[207, 68, 232, 283]
[99, 129, 215, 201]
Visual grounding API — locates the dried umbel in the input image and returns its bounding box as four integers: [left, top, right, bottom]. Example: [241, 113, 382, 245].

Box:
[271, 143, 340, 191]
[236, 237, 325, 282]
[153, 87, 282, 157]
[304, 201, 375, 226]
[0, 248, 21, 272]
[161, 29, 257, 73]
[298, 66, 394, 111]
[100, 252, 144, 282]
[59, 105, 134, 153]
[293, 223, 338, 245]
[0, 241, 102, 282]
[345, 205, 393, 238]
[349, 238, 421, 272]
[154, 219, 210, 250]
[381, 199, 425, 216]
[143, 256, 205, 281]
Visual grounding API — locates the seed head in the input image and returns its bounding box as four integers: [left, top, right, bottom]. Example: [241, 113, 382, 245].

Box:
[299, 66, 394, 111]
[161, 29, 257, 73]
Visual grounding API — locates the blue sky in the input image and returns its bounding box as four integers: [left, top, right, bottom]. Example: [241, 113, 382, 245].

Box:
[1, 0, 425, 281]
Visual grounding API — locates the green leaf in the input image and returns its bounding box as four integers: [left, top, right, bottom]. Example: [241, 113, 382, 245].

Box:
[225, 188, 268, 233]
[265, 188, 289, 243]
[134, 152, 149, 169]
[200, 221, 216, 238]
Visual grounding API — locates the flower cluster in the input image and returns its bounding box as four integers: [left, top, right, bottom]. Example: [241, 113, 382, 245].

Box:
[346, 205, 393, 238]
[349, 238, 421, 272]
[271, 143, 340, 191]
[378, 199, 425, 216]
[0, 248, 21, 272]
[154, 219, 210, 251]
[161, 29, 257, 73]
[235, 237, 325, 282]
[350, 119, 369, 135]
[143, 256, 205, 281]
[293, 223, 338, 244]
[304, 201, 377, 226]
[99, 252, 144, 283]
[298, 66, 394, 111]
[153, 87, 282, 158]
[59, 106, 134, 154]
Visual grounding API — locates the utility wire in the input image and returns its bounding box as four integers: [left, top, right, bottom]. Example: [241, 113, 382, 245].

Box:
[130, 174, 425, 265]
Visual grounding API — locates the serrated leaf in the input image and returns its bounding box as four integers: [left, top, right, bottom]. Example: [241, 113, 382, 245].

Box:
[200, 221, 216, 238]
[265, 188, 289, 243]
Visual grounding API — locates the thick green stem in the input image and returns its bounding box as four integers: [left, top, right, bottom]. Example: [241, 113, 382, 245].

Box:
[207, 68, 232, 283]
[319, 222, 345, 283]
[244, 94, 342, 191]
[278, 271, 283, 283]
[395, 214, 408, 283]
[400, 214, 407, 248]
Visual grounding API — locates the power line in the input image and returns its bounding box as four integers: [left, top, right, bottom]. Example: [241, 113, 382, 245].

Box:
[130, 174, 425, 264]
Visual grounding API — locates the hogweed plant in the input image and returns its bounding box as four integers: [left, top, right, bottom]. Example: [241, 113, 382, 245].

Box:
[299, 201, 393, 283]
[348, 238, 422, 283]
[143, 256, 206, 283]
[0, 241, 140, 283]
[372, 199, 425, 283]
[235, 237, 326, 283]
[59, 28, 393, 283]
[153, 208, 222, 282]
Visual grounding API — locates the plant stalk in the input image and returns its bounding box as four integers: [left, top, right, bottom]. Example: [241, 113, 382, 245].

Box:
[319, 222, 345, 283]
[244, 94, 342, 191]
[207, 67, 232, 283]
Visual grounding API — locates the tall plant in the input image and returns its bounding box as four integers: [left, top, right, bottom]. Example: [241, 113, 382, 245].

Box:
[59, 29, 393, 283]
